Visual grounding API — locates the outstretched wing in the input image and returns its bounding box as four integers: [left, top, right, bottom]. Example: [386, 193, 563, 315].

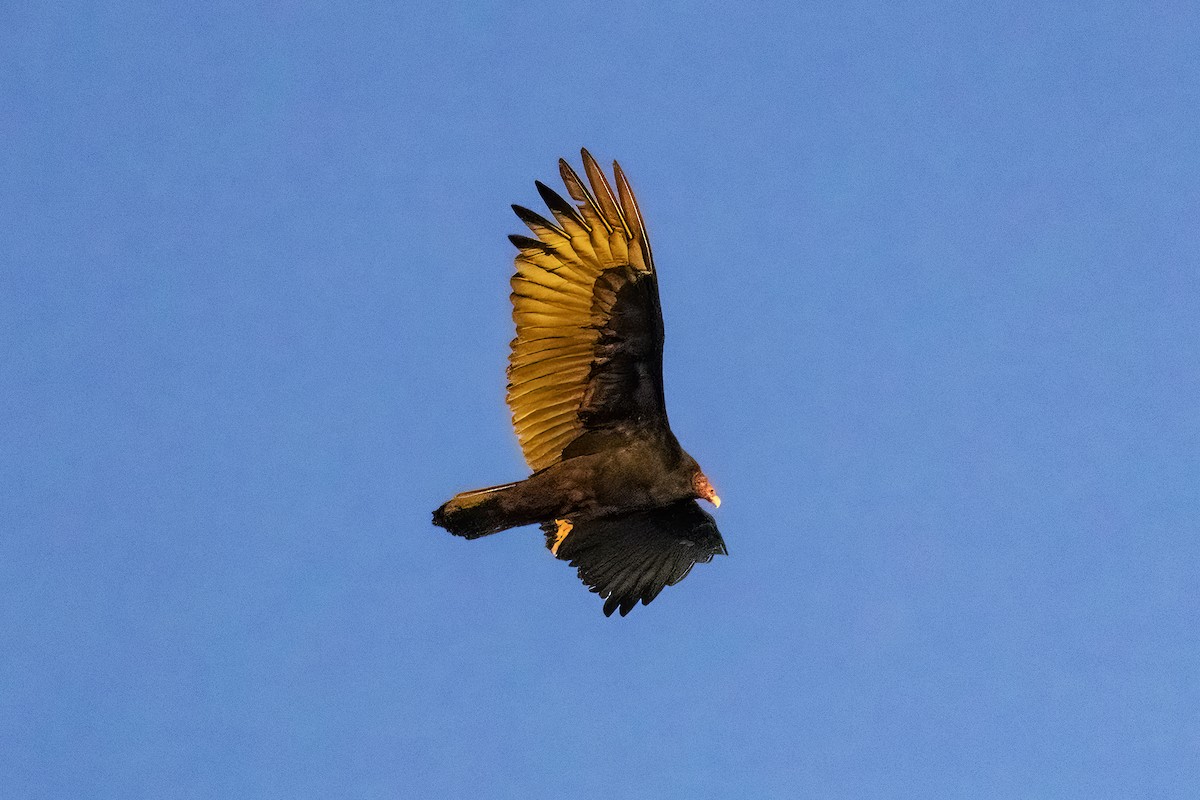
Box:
[507, 149, 668, 472]
[543, 500, 727, 617]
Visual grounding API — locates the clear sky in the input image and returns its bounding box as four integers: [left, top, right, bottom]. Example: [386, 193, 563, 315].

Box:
[4, 2, 1198, 797]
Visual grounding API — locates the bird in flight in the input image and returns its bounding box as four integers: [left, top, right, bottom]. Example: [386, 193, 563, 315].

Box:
[433, 149, 725, 616]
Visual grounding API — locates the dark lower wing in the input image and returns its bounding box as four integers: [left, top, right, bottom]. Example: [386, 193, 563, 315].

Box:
[546, 500, 727, 617]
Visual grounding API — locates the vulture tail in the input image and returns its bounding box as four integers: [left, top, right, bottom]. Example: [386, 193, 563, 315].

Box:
[433, 482, 529, 539]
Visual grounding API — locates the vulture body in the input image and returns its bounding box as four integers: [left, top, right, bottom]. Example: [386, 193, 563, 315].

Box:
[433, 150, 724, 616]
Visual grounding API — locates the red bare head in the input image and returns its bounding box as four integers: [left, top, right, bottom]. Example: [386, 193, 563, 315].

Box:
[693, 472, 721, 508]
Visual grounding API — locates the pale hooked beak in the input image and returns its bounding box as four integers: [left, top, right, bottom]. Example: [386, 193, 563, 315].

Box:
[696, 474, 721, 508]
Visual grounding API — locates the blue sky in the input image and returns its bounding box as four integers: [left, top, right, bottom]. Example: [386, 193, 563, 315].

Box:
[4, 1, 1198, 797]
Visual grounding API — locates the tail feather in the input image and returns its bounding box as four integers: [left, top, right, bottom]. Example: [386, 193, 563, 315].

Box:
[432, 482, 523, 539]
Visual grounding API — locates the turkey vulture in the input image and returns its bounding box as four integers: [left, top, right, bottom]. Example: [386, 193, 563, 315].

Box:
[433, 149, 725, 616]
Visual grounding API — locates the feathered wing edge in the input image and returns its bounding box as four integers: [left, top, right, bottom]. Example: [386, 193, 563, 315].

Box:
[545, 500, 727, 617]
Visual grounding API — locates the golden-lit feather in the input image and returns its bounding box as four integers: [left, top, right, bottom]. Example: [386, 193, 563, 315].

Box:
[581, 149, 633, 240]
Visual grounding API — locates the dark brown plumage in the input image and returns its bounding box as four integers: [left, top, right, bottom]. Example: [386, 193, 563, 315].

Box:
[432, 149, 724, 616]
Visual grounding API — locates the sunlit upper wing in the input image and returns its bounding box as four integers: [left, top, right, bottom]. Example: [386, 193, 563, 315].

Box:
[542, 500, 727, 617]
[506, 149, 667, 471]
